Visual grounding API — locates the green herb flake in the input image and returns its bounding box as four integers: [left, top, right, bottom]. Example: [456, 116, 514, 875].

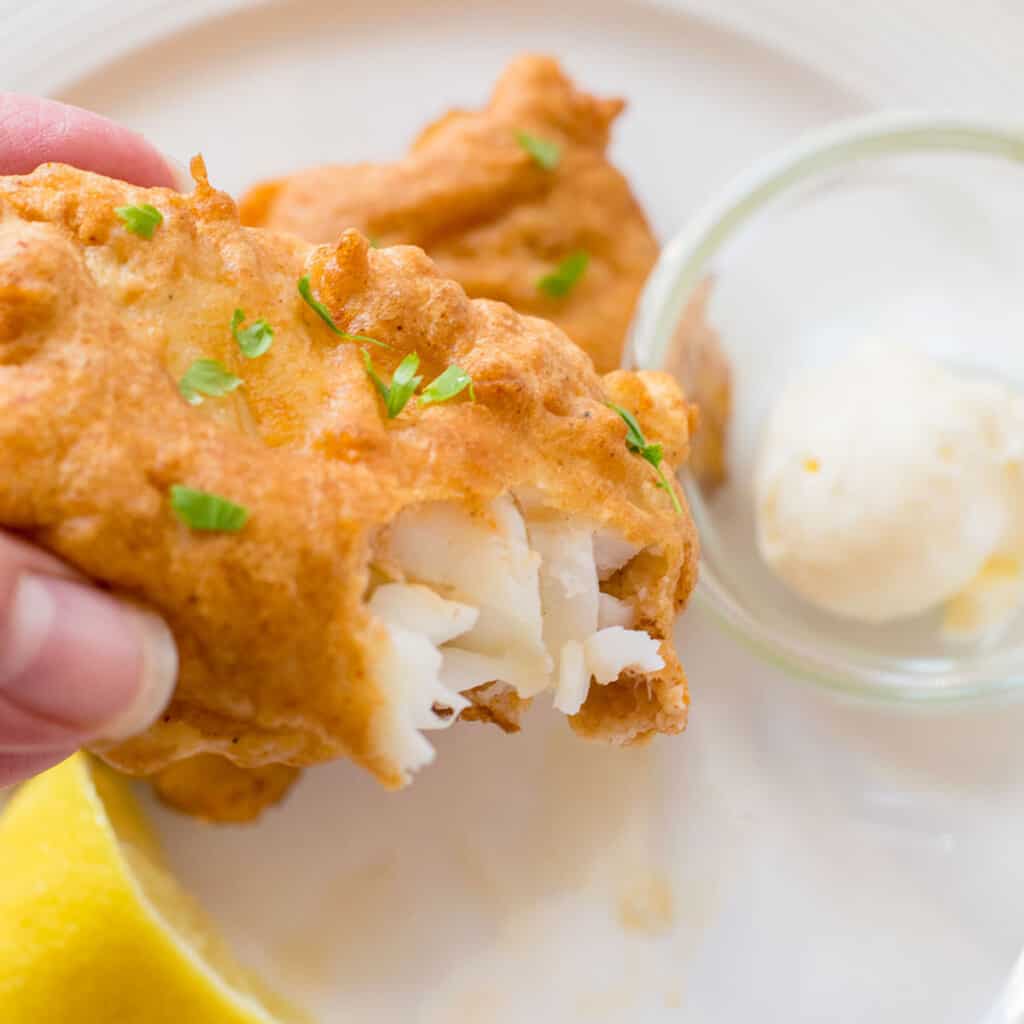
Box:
[516, 131, 561, 171]
[115, 203, 163, 239]
[170, 485, 249, 532]
[297, 276, 389, 348]
[606, 401, 683, 516]
[178, 358, 242, 406]
[231, 309, 274, 358]
[537, 250, 589, 298]
[362, 349, 423, 418]
[421, 364, 475, 406]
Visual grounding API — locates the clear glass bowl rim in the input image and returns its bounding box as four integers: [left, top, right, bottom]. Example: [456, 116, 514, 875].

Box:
[628, 112, 1024, 706]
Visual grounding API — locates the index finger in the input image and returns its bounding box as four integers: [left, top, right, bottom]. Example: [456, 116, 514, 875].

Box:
[0, 93, 179, 188]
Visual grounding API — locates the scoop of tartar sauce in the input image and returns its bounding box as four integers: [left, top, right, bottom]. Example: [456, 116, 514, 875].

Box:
[755, 341, 1023, 635]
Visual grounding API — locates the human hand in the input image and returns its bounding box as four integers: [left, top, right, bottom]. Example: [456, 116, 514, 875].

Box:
[0, 94, 180, 787]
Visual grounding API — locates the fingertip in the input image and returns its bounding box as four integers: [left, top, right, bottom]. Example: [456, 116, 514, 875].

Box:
[0, 93, 180, 188]
[0, 575, 178, 750]
[162, 154, 195, 193]
[96, 605, 178, 742]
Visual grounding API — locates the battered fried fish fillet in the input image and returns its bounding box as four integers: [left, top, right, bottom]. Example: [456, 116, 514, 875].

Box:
[0, 160, 698, 820]
[153, 757, 301, 825]
[241, 53, 731, 488]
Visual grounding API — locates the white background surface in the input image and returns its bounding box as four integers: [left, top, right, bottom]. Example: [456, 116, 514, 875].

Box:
[3, 2, 1024, 1021]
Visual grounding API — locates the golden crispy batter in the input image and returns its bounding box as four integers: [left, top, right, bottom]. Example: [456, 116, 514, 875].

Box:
[459, 681, 528, 733]
[240, 55, 656, 378]
[153, 755, 301, 824]
[0, 161, 697, 814]
[241, 53, 731, 487]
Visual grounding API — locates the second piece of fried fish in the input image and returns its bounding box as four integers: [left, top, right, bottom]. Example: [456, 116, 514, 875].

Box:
[241, 53, 732, 490]
[240, 54, 649, 378]
[0, 159, 698, 820]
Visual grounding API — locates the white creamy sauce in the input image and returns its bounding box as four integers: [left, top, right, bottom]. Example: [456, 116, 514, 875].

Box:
[755, 340, 1024, 637]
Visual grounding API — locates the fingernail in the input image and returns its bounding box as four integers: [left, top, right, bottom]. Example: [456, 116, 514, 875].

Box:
[0, 575, 177, 744]
[163, 154, 193, 193]
[98, 605, 178, 742]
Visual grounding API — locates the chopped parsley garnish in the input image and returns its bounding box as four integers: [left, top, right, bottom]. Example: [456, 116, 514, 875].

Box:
[516, 131, 561, 171]
[231, 309, 274, 358]
[607, 401, 683, 515]
[170, 485, 248, 532]
[297, 276, 389, 347]
[115, 204, 163, 239]
[178, 358, 242, 406]
[362, 350, 422, 418]
[421, 364, 475, 405]
[538, 250, 589, 298]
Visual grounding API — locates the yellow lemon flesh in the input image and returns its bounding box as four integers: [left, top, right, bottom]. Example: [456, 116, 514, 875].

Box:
[0, 753, 308, 1024]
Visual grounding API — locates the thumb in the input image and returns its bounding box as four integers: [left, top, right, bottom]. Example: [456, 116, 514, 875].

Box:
[0, 534, 177, 754]
[0, 93, 182, 188]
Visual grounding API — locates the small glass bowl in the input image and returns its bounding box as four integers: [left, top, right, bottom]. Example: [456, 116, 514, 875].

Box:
[630, 113, 1024, 704]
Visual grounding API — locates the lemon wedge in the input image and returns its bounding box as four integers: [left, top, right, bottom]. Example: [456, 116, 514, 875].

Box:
[0, 753, 308, 1024]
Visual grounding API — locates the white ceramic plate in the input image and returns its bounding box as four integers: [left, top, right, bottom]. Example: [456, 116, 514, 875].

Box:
[3, 2, 1024, 1021]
